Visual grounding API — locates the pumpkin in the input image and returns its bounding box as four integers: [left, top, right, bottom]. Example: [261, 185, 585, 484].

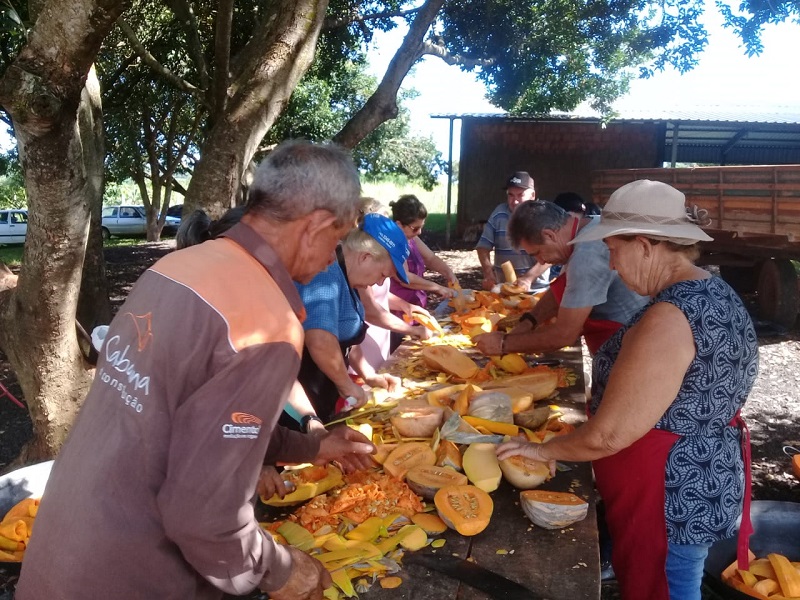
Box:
[427, 384, 469, 408]
[434, 485, 493, 536]
[499, 455, 551, 489]
[462, 443, 502, 493]
[514, 406, 552, 430]
[519, 490, 589, 529]
[411, 512, 448, 534]
[489, 354, 528, 375]
[483, 371, 558, 402]
[383, 441, 436, 480]
[435, 439, 463, 471]
[421, 345, 480, 380]
[792, 454, 800, 480]
[467, 391, 514, 424]
[262, 464, 343, 507]
[389, 406, 444, 438]
[405, 464, 468, 500]
[500, 282, 527, 296]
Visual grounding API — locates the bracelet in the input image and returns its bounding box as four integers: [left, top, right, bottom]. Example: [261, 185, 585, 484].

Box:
[519, 312, 538, 327]
[300, 414, 324, 433]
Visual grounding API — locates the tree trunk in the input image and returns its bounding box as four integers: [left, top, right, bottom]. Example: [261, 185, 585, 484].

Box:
[0, 0, 127, 460]
[77, 66, 112, 332]
[334, 0, 445, 149]
[183, 0, 329, 218]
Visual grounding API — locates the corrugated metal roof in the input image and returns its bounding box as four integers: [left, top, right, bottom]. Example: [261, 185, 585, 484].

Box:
[432, 108, 800, 164]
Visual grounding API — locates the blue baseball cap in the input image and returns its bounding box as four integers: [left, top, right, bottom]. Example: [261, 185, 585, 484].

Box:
[361, 213, 410, 283]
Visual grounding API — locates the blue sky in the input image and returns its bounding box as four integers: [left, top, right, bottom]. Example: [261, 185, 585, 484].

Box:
[366, 7, 800, 157]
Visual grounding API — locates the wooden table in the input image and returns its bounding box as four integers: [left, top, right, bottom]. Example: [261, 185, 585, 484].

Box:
[359, 343, 600, 600]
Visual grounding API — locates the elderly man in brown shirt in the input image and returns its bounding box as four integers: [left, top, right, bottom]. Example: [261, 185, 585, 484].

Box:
[16, 140, 374, 600]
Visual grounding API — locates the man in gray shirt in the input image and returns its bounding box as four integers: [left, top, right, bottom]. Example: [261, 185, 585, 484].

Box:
[474, 200, 648, 357]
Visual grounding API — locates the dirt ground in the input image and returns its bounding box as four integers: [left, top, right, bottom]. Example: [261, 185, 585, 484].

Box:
[0, 240, 798, 598]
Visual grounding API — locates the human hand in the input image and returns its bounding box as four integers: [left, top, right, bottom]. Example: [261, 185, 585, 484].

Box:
[473, 332, 505, 356]
[262, 546, 332, 599]
[496, 436, 556, 477]
[256, 465, 288, 501]
[481, 274, 497, 291]
[411, 325, 434, 340]
[314, 425, 375, 473]
[339, 383, 368, 410]
[436, 284, 457, 299]
[513, 277, 532, 292]
[365, 373, 402, 393]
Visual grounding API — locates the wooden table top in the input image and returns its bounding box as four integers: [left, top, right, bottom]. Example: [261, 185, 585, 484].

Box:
[358, 343, 601, 600]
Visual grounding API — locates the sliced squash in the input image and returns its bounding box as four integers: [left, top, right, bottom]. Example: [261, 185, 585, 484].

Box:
[434, 485, 493, 536]
[462, 443, 502, 493]
[427, 384, 468, 408]
[489, 354, 528, 375]
[422, 345, 480, 380]
[483, 371, 559, 401]
[411, 512, 448, 534]
[462, 415, 518, 437]
[499, 454, 551, 490]
[382, 441, 436, 480]
[435, 439, 463, 471]
[519, 490, 588, 529]
[405, 464, 468, 500]
[792, 454, 800, 480]
[389, 406, 444, 439]
[768, 552, 800, 597]
[262, 464, 343, 506]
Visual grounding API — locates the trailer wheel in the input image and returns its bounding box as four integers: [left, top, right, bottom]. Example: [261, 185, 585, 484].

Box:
[757, 259, 799, 329]
[719, 265, 759, 294]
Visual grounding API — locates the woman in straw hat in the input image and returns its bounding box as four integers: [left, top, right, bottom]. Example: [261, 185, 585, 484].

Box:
[498, 180, 759, 600]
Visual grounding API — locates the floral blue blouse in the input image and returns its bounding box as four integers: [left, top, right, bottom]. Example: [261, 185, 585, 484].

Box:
[590, 276, 759, 544]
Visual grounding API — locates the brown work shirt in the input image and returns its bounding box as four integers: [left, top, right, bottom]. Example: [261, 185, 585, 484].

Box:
[17, 223, 317, 599]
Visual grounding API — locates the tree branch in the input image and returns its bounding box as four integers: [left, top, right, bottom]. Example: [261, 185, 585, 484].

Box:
[166, 0, 210, 92]
[420, 41, 495, 68]
[116, 19, 207, 106]
[324, 7, 420, 30]
[212, 0, 234, 119]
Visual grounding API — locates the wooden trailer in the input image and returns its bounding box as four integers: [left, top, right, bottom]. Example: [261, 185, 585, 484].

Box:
[592, 165, 800, 328]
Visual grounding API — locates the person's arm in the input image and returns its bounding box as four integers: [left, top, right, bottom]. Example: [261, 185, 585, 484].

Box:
[348, 344, 401, 392]
[156, 344, 304, 594]
[515, 262, 551, 291]
[361, 284, 428, 338]
[474, 304, 592, 356]
[304, 328, 367, 406]
[476, 247, 496, 290]
[415, 237, 458, 285]
[397, 269, 455, 298]
[497, 302, 695, 463]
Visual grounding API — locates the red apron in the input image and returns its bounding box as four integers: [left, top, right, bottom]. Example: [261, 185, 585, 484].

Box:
[593, 416, 753, 599]
[548, 274, 624, 355]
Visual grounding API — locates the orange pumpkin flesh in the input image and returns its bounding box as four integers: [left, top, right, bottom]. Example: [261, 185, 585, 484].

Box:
[434, 485, 493, 536]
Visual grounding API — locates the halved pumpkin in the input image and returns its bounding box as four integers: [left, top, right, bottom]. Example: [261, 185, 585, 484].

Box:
[383, 441, 436, 480]
[489, 354, 528, 375]
[519, 490, 588, 529]
[390, 406, 444, 439]
[262, 464, 343, 506]
[422, 346, 480, 380]
[405, 464, 468, 500]
[435, 439, 463, 471]
[411, 512, 448, 534]
[483, 371, 558, 402]
[499, 455, 551, 489]
[434, 485, 493, 536]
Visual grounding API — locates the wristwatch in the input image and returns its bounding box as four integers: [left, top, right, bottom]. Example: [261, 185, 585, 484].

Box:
[300, 414, 324, 433]
[519, 312, 538, 327]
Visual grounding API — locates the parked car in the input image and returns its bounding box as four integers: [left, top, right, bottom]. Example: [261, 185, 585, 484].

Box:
[0, 208, 28, 245]
[101, 205, 180, 240]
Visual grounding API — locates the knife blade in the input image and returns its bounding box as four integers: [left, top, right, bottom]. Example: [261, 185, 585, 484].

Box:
[403, 553, 542, 599]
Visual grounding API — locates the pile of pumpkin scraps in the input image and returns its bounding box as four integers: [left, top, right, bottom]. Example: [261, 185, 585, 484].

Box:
[290, 470, 425, 533]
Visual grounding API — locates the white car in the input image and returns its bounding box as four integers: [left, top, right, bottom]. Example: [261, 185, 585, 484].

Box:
[0, 209, 28, 244]
[101, 205, 180, 240]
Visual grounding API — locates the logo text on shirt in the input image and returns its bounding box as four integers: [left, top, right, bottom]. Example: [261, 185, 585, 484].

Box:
[222, 412, 262, 439]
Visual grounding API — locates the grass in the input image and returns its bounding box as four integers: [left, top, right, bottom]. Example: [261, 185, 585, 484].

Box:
[0, 237, 156, 267]
[361, 180, 458, 233]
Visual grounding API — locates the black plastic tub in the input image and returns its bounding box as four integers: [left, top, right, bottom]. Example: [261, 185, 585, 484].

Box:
[703, 500, 800, 599]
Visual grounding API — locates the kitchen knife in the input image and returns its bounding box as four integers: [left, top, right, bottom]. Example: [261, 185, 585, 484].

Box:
[403, 553, 542, 599]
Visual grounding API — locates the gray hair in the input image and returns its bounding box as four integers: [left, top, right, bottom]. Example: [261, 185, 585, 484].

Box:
[342, 228, 389, 260]
[246, 139, 361, 227]
[508, 200, 570, 246]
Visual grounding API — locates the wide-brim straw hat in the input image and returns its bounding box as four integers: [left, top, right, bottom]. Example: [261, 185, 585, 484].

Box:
[570, 179, 714, 246]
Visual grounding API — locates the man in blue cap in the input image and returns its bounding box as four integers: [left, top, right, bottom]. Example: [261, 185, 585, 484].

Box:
[293, 213, 410, 422]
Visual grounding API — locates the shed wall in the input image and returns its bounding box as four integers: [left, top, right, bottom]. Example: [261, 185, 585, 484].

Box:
[457, 119, 661, 235]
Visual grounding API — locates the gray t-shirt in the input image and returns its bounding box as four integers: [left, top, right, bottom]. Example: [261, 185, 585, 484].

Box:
[562, 219, 649, 323]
